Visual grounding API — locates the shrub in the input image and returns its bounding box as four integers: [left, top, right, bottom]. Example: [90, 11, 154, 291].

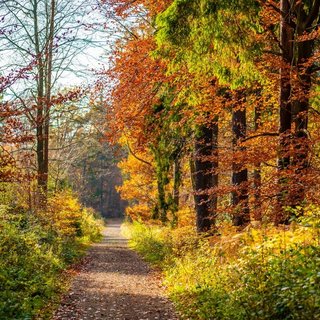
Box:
[0, 191, 104, 319]
[0, 216, 62, 319]
[126, 221, 320, 320]
[123, 221, 171, 265]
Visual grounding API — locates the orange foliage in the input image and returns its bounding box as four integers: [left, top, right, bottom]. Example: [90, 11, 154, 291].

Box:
[105, 0, 171, 17]
[117, 149, 156, 220]
[104, 35, 171, 148]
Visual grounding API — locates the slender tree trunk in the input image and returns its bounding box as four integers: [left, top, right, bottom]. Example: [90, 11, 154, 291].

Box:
[43, 0, 55, 197]
[34, 0, 47, 206]
[100, 158, 104, 212]
[193, 117, 218, 233]
[231, 100, 249, 227]
[151, 148, 169, 223]
[276, 0, 294, 223]
[172, 157, 181, 224]
[172, 159, 180, 208]
[157, 170, 168, 223]
[253, 104, 262, 221]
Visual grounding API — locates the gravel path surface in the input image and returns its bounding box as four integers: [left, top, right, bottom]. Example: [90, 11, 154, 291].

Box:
[52, 219, 178, 320]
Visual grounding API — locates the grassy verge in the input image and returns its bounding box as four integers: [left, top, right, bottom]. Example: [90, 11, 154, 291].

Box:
[35, 242, 92, 320]
[124, 220, 320, 320]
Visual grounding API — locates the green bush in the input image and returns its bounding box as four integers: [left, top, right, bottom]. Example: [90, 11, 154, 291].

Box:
[0, 218, 62, 319]
[0, 197, 104, 319]
[123, 221, 171, 265]
[79, 208, 104, 243]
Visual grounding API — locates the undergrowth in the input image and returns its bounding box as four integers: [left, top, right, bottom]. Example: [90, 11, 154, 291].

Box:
[124, 215, 320, 320]
[0, 190, 104, 320]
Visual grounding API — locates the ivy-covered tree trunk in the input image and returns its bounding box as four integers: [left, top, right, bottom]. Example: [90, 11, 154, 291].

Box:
[171, 158, 181, 224]
[152, 149, 170, 223]
[156, 172, 168, 223]
[193, 119, 218, 233]
[231, 101, 249, 227]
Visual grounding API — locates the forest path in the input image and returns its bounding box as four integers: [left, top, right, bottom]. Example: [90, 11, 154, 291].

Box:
[52, 219, 178, 320]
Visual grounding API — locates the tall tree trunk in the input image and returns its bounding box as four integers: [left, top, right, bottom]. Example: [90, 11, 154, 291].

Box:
[43, 0, 55, 199]
[276, 0, 294, 223]
[291, 62, 311, 207]
[290, 0, 318, 206]
[231, 99, 249, 227]
[34, 0, 47, 206]
[172, 157, 181, 225]
[253, 103, 262, 221]
[156, 170, 168, 223]
[152, 149, 169, 223]
[193, 117, 218, 233]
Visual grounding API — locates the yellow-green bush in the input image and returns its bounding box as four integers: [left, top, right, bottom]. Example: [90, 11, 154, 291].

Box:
[78, 207, 104, 243]
[126, 220, 320, 320]
[0, 191, 104, 319]
[0, 218, 62, 319]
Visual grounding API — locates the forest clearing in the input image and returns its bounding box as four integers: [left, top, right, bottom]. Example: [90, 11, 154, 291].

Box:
[0, 0, 320, 319]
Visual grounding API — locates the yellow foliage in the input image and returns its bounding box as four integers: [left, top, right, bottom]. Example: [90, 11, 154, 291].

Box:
[126, 204, 153, 221]
[46, 190, 82, 238]
[175, 208, 195, 227]
[206, 219, 320, 265]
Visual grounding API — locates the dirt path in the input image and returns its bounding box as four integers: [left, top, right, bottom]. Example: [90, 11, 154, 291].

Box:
[53, 219, 178, 320]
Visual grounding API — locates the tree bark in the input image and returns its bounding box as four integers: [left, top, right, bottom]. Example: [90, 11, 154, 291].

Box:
[193, 118, 218, 233]
[171, 157, 181, 224]
[231, 101, 249, 227]
[157, 172, 168, 223]
[33, 0, 56, 206]
[34, 0, 47, 205]
[290, 1, 318, 206]
[253, 104, 262, 221]
[276, 0, 294, 223]
[43, 0, 56, 199]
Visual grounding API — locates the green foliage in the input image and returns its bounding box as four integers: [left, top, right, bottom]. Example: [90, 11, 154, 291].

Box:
[79, 207, 104, 243]
[0, 214, 61, 319]
[0, 194, 103, 319]
[147, 92, 188, 222]
[125, 221, 320, 319]
[156, 0, 263, 89]
[122, 221, 172, 265]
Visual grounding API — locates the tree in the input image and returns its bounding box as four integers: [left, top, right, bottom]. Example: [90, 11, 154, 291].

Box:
[0, 66, 33, 183]
[193, 120, 218, 232]
[277, 0, 320, 221]
[0, 0, 104, 205]
[155, 0, 261, 229]
[106, 0, 320, 230]
[231, 90, 249, 226]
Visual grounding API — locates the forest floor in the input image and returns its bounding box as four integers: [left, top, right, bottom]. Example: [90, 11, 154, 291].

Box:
[52, 219, 178, 320]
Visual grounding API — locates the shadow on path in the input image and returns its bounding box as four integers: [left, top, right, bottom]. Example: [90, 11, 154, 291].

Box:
[53, 219, 178, 320]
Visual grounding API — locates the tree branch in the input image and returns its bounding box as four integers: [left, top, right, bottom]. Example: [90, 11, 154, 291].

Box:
[242, 132, 279, 142]
[306, 0, 320, 28]
[126, 139, 153, 167]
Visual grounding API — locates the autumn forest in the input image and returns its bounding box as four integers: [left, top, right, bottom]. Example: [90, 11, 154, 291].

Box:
[1, 0, 320, 319]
